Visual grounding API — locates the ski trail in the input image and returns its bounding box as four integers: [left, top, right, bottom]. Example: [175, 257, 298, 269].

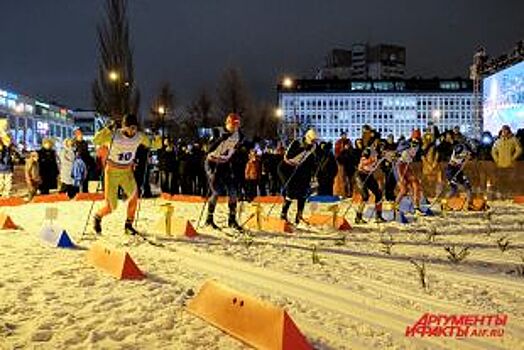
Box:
[174, 245, 510, 350]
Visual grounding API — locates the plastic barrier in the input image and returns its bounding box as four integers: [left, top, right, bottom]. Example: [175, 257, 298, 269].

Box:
[306, 214, 351, 231]
[86, 243, 145, 280]
[244, 215, 293, 233]
[0, 197, 25, 207]
[32, 193, 69, 203]
[74, 193, 105, 201]
[187, 280, 311, 350]
[155, 205, 198, 238]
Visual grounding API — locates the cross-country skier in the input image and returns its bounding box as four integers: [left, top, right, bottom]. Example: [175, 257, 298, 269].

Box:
[204, 113, 245, 231]
[442, 142, 474, 210]
[394, 139, 425, 216]
[278, 129, 319, 225]
[354, 142, 386, 224]
[92, 114, 150, 235]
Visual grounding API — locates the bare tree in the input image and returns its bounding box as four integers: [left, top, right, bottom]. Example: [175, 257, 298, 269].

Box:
[253, 102, 280, 140]
[216, 67, 251, 118]
[187, 89, 217, 128]
[150, 82, 175, 136]
[92, 0, 140, 122]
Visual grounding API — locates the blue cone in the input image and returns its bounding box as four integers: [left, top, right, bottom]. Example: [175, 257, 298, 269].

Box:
[422, 207, 435, 216]
[397, 211, 409, 224]
[399, 197, 414, 213]
[57, 231, 75, 248]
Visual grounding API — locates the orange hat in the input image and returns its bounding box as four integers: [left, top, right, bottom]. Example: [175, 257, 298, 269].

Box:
[411, 128, 421, 140]
[225, 113, 241, 127]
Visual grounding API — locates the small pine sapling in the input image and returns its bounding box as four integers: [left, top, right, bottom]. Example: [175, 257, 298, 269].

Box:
[496, 236, 511, 253]
[311, 245, 322, 265]
[410, 259, 428, 291]
[444, 245, 470, 264]
[380, 233, 395, 255]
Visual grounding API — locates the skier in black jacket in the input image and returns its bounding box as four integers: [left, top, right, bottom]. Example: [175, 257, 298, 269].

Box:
[278, 129, 319, 224]
[204, 113, 245, 231]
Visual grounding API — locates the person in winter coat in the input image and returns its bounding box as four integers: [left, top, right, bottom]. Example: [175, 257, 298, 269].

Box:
[71, 151, 88, 198]
[0, 135, 14, 197]
[267, 146, 284, 195]
[244, 149, 261, 201]
[158, 139, 178, 195]
[204, 113, 245, 231]
[333, 134, 352, 197]
[491, 125, 523, 197]
[25, 151, 40, 200]
[421, 129, 442, 196]
[59, 138, 75, 198]
[278, 129, 318, 224]
[491, 125, 522, 168]
[38, 139, 59, 195]
[72, 128, 94, 193]
[316, 142, 338, 196]
[381, 134, 397, 202]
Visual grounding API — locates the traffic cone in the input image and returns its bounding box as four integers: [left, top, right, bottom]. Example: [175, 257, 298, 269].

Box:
[0, 213, 17, 229]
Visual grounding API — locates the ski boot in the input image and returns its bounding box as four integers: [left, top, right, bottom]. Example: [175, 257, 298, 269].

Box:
[125, 219, 140, 236]
[355, 212, 367, 224]
[228, 216, 244, 233]
[93, 215, 102, 235]
[205, 216, 220, 230]
[375, 211, 387, 223]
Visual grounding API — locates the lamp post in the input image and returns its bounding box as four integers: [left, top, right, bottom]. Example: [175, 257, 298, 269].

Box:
[281, 76, 298, 140]
[158, 105, 166, 144]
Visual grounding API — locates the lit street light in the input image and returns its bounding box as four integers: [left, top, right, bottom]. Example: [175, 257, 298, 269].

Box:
[282, 77, 293, 89]
[158, 105, 167, 143]
[275, 108, 283, 118]
[108, 70, 119, 82]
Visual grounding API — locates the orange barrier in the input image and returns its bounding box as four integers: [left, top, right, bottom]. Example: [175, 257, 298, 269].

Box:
[244, 215, 293, 233]
[514, 196, 524, 204]
[161, 192, 172, 200]
[306, 214, 351, 231]
[187, 280, 311, 350]
[0, 197, 25, 207]
[86, 243, 145, 280]
[32, 193, 69, 203]
[168, 195, 228, 203]
[74, 193, 105, 201]
[0, 213, 17, 229]
[442, 196, 488, 211]
[154, 211, 198, 238]
[253, 196, 284, 204]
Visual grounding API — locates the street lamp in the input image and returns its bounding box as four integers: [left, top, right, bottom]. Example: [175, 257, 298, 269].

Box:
[282, 77, 293, 89]
[275, 108, 283, 118]
[108, 70, 119, 82]
[158, 105, 166, 143]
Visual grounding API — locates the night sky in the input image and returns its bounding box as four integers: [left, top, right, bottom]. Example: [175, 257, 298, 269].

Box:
[0, 0, 523, 112]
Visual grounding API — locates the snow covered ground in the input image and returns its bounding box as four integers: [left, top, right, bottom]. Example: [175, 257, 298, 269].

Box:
[0, 197, 523, 349]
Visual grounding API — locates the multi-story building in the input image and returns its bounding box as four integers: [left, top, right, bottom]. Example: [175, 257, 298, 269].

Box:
[317, 43, 406, 80]
[0, 87, 75, 150]
[277, 78, 477, 143]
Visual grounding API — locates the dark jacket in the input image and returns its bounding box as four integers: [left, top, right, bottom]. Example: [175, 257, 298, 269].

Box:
[277, 139, 318, 199]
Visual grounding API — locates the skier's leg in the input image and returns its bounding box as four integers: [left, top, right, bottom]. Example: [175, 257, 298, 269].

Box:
[295, 197, 306, 224]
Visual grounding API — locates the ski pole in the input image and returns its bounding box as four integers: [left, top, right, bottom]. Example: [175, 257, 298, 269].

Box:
[80, 122, 117, 240]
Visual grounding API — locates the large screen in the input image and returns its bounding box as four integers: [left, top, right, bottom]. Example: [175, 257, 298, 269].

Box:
[483, 61, 524, 134]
